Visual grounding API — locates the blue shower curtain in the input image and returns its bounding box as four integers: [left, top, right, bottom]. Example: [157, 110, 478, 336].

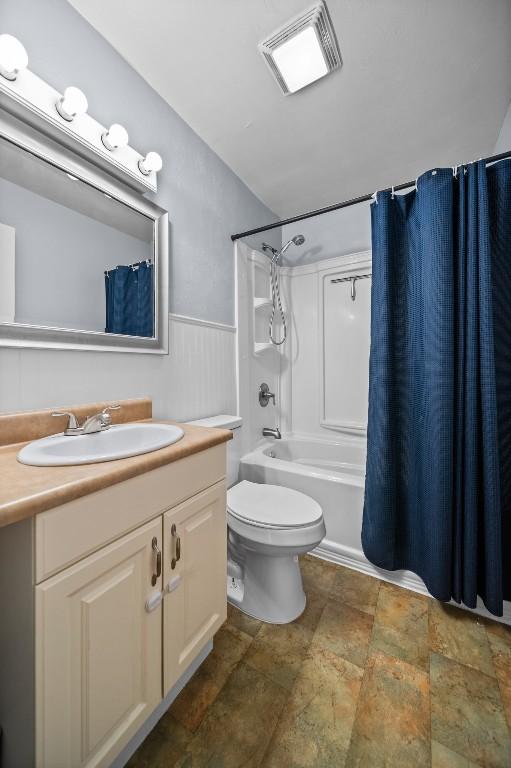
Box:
[362, 160, 511, 616]
[105, 261, 154, 337]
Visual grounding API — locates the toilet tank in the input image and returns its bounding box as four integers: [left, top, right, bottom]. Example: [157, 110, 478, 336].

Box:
[185, 414, 242, 488]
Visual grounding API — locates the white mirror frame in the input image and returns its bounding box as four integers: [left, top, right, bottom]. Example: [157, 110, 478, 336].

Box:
[0, 110, 168, 354]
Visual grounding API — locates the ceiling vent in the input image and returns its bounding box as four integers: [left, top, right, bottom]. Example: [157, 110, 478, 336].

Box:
[259, 1, 342, 95]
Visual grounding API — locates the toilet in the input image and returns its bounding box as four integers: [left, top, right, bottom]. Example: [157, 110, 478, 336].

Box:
[187, 415, 326, 624]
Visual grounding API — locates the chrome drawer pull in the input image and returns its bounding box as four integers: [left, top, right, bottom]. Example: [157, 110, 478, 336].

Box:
[151, 537, 161, 586]
[171, 524, 181, 570]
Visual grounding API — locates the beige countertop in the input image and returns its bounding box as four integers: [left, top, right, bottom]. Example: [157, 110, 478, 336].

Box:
[0, 398, 232, 528]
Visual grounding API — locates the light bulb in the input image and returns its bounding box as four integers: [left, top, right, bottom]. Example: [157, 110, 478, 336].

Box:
[101, 123, 129, 151]
[55, 86, 88, 122]
[138, 151, 163, 175]
[0, 34, 28, 81]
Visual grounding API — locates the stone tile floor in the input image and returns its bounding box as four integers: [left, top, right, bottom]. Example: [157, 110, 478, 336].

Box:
[127, 555, 511, 767]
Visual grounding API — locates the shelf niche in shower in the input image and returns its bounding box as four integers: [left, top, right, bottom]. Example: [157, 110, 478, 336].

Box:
[254, 341, 276, 355]
[254, 297, 273, 311]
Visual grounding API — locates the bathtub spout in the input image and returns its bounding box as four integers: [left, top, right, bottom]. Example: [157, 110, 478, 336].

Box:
[262, 426, 281, 439]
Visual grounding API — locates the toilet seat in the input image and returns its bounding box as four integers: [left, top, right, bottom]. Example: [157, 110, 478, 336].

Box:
[227, 480, 322, 530]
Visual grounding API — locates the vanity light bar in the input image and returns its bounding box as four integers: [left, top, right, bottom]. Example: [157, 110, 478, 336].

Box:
[0, 34, 163, 193]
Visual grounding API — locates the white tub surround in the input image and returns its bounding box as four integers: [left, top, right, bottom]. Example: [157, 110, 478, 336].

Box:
[235, 241, 287, 457]
[279, 249, 372, 440]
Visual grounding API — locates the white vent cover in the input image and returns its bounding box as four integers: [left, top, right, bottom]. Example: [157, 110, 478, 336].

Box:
[259, 1, 342, 95]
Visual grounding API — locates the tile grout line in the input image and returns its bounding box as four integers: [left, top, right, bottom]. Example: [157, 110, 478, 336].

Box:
[342, 577, 382, 766]
[483, 622, 511, 740]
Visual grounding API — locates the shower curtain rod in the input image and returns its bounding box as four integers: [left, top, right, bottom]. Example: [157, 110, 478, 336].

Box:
[230, 148, 511, 242]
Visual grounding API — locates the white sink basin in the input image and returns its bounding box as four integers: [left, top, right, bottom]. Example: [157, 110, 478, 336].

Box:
[17, 423, 184, 467]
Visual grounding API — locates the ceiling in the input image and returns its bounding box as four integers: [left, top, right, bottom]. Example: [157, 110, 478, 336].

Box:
[67, 0, 511, 219]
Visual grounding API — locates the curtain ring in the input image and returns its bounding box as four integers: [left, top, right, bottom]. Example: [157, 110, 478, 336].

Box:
[391, 186, 395, 199]
[371, 191, 378, 204]
[452, 165, 458, 178]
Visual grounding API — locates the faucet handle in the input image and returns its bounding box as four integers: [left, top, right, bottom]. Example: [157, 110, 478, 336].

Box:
[259, 383, 276, 407]
[100, 404, 121, 427]
[101, 403, 121, 414]
[52, 411, 80, 430]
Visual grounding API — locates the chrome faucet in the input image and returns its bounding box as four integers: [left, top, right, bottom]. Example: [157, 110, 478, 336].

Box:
[262, 426, 281, 439]
[52, 404, 121, 436]
[82, 405, 121, 434]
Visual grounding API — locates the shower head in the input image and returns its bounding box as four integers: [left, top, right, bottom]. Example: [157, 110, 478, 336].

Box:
[262, 234, 305, 262]
[279, 234, 306, 257]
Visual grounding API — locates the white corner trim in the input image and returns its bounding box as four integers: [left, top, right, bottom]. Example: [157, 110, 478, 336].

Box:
[313, 539, 511, 626]
[170, 313, 236, 333]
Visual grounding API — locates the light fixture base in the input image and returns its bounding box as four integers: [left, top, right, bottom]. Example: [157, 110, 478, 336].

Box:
[55, 98, 75, 122]
[101, 132, 115, 151]
[0, 67, 17, 82]
[138, 159, 150, 176]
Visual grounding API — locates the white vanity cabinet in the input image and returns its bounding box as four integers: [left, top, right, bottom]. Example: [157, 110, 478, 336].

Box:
[35, 518, 163, 768]
[23, 443, 228, 768]
[163, 482, 227, 693]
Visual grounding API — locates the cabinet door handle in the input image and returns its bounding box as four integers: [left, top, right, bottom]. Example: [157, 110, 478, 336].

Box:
[151, 537, 162, 586]
[171, 524, 181, 570]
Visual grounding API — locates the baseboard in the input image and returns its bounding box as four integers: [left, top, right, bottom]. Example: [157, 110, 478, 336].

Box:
[313, 539, 511, 626]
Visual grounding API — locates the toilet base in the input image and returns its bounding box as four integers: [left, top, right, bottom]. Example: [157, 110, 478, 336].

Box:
[227, 549, 306, 624]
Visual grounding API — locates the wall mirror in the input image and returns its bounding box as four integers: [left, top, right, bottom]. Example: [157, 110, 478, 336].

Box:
[0, 111, 168, 353]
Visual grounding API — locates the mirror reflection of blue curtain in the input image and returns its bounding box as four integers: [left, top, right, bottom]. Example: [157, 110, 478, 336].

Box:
[362, 160, 511, 617]
[104, 262, 154, 337]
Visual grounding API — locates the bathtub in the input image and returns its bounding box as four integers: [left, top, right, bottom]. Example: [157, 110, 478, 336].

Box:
[240, 435, 511, 625]
[239, 435, 366, 557]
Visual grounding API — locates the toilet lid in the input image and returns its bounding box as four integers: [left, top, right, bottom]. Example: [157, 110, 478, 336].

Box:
[227, 481, 323, 529]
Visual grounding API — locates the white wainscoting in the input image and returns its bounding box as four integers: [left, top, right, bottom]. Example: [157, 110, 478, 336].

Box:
[0, 313, 237, 421]
[168, 314, 236, 420]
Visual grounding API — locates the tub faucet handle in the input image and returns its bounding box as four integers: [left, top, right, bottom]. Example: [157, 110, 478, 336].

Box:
[259, 382, 275, 407]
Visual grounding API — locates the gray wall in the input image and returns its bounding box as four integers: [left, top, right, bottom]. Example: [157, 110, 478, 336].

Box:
[495, 101, 511, 153]
[0, 177, 150, 331]
[0, 0, 278, 327]
[0, 0, 279, 415]
[280, 202, 372, 266]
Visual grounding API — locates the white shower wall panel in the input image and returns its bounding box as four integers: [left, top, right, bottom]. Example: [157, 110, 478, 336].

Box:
[284, 251, 372, 441]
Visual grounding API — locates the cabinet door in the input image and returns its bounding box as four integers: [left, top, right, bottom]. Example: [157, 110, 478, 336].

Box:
[36, 518, 163, 768]
[163, 481, 227, 694]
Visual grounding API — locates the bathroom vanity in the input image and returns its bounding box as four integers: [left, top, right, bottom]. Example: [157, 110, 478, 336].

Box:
[0, 398, 231, 768]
